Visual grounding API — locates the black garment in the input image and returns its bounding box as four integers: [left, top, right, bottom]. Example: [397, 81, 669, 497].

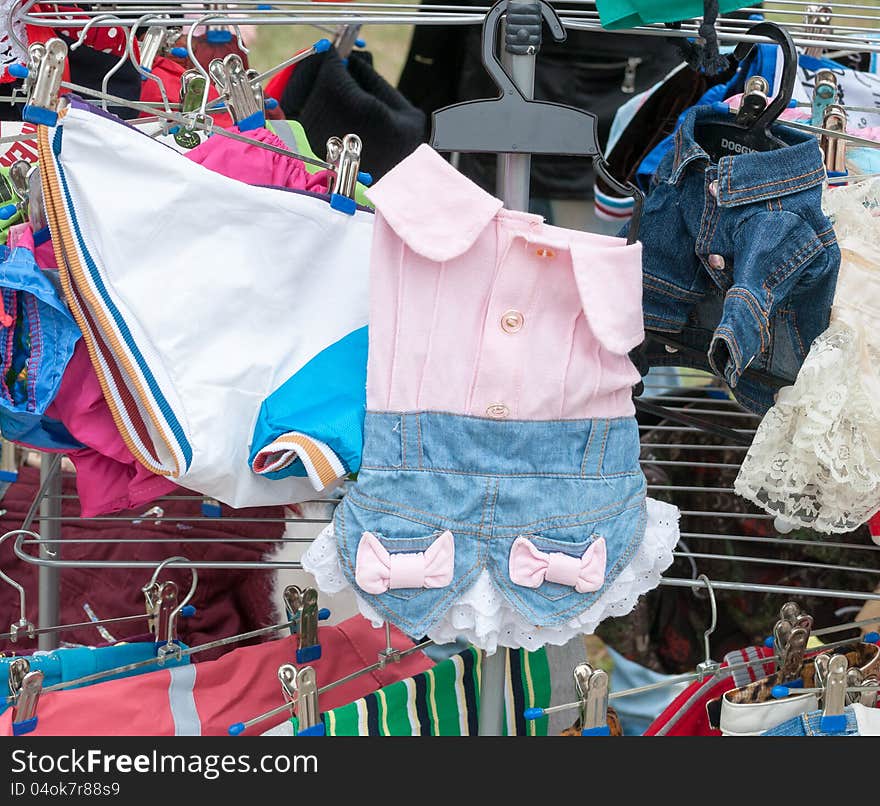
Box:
[0, 35, 141, 122]
[397, 0, 682, 199]
[280, 47, 425, 181]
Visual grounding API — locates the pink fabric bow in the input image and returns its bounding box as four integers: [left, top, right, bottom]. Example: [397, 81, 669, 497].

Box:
[355, 530, 455, 595]
[508, 536, 607, 594]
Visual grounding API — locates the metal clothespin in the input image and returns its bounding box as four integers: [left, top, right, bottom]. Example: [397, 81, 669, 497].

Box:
[804, 4, 834, 59]
[772, 603, 813, 683]
[174, 69, 211, 149]
[573, 662, 610, 736]
[208, 53, 264, 132]
[7, 657, 30, 704]
[327, 134, 365, 215]
[279, 664, 324, 736]
[283, 585, 324, 663]
[736, 75, 769, 128]
[333, 24, 363, 61]
[819, 653, 848, 734]
[11, 669, 43, 736]
[821, 104, 848, 175]
[695, 575, 721, 681]
[20, 38, 67, 127]
[141, 557, 198, 664]
[812, 69, 838, 127]
[139, 25, 168, 73]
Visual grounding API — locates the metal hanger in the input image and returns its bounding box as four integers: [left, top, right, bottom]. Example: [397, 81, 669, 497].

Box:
[0, 547, 197, 643]
[695, 574, 721, 681]
[429, 0, 643, 243]
[0, 529, 37, 642]
[694, 21, 799, 159]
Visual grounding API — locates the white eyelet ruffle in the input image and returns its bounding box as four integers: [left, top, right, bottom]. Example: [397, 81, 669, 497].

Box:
[302, 497, 680, 654]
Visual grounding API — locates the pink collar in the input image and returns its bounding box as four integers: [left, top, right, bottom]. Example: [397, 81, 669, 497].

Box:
[366, 144, 504, 262]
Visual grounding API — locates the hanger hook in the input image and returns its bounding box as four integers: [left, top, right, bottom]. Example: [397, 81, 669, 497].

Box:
[0, 529, 41, 628]
[697, 574, 718, 665]
[480, 0, 565, 101]
[98, 18, 133, 112]
[148, 555, 198, 644]
[69, 12, 119, 51]
[187, 13, 226, 118]
[733, 21, 798, 132]
[126, 15, 171, 116]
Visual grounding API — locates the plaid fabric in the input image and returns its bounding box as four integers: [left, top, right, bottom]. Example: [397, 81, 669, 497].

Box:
[291, 648, 550, 736]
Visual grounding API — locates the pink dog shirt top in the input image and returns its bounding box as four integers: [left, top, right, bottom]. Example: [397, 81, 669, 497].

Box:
[365, 145, 644, 420]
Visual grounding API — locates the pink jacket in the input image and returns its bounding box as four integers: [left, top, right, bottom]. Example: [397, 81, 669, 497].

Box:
[365, 145, 644, 420]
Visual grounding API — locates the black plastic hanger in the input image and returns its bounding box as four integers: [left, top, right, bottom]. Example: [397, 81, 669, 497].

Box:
[429, 0, 643, 242]
[693, 21, 798, 160]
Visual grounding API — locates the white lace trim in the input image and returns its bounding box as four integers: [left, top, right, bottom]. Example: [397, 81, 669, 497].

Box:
[736, 320, 880, 533]
[0, 0, 26, 71]
[302, 497, 680, 654]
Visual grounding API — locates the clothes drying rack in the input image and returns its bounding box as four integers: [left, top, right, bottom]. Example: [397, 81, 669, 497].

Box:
[2, 0, 879, 737]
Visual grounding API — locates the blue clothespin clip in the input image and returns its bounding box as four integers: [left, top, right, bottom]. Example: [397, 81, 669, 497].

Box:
[574, 662, 611, 737]
[21, 38, 67, 127]
[327, 134, 364, 215]
[11, 669, 43, 736]
[283, 585, 330, 663]
[201, 497, 222, 517]
[820, 654, 849, 734]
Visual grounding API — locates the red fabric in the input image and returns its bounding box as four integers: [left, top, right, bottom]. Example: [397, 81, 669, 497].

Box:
[264, 63, 297, 104]
[644, 646, 775, 736]
[0, 464, 283, 661]
[869, 513, 880, 540]
[0, 616, 432, 736]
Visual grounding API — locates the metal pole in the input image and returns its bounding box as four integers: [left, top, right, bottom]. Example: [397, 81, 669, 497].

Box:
[480, 0, 539, 737]
[37, 456, 61, 651]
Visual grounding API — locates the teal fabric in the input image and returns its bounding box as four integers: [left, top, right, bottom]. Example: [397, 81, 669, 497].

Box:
[596, 0, 758, 29]
[250, 326, 368, 479]
[1, 641, 189, 715]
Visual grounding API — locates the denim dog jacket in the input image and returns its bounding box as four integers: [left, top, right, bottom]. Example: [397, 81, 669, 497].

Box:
[627, 105, 841, 414]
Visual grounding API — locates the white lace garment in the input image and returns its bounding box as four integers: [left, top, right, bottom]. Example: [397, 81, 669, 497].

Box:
[736, 179, 880, 534]
[302, 497, 680, 654]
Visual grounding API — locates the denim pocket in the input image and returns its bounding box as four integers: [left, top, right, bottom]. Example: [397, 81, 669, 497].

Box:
[509, 531, 603, 603]
[357, 529, 453, 602]
[489, 495, 647, 627]
[333, 482, 483, 636]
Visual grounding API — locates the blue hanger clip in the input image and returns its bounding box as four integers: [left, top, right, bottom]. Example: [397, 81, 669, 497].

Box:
[206, 29, 233, 44]
[200, 497, 222, 517]
[0, 203, 18, 220]
[236, 110, 265, 133]
[170, 46, 188, 58]
[8, 63, 28, 79]
[12, 716, 37, 736]
[315, 38, 331, 54]
[330, 193, 356, 215]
